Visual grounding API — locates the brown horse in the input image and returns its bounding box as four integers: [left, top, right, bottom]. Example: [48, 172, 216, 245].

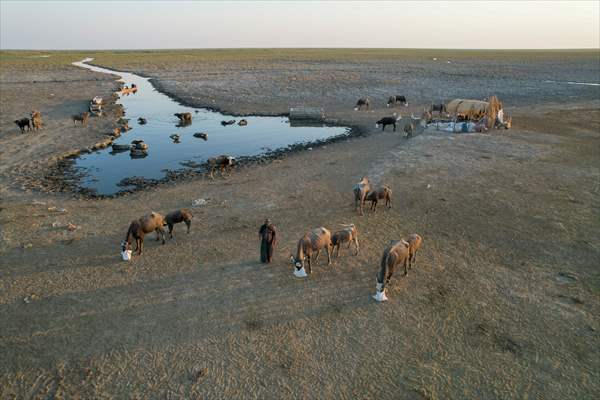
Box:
[122, 212, 167, 256]
[165, 209, 193, 238]
[290, 227, 333, 277]
[366, 186, 392, 211]
[331, 224, 359, 257]
[353, 177, 371, 215]
[373, 239, 410, 301]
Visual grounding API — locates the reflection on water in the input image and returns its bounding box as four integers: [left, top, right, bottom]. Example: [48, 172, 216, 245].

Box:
[72, 59, 350, 195]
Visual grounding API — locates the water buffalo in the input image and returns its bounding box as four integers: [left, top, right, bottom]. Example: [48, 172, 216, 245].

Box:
[354, 98, 370, 110]
[387, 95, 408, 107]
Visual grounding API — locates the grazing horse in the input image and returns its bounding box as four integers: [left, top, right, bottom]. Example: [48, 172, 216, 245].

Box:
[353, 176, 371, 216]
[122, 212, 167, 256]
[354, 97, 370, 110]
[373, 239, 410, 301]
[430, 103, 446, 115]
[387, 95, 408, 107]
[14, 118, 31, 133]
[290, 227, 333, 277]
[165, 209, 193, 238]
[376, 115, 401, 132]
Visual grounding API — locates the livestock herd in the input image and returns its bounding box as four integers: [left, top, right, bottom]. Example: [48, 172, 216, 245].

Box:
[122, 176, 422, 302]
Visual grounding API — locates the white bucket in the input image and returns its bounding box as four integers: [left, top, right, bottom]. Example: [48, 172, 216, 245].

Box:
[372, 290, 388, 302]
[293, 267, 307, 278]
[121, 250, 132, 261]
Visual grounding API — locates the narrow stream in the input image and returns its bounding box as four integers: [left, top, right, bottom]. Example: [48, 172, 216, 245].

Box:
[71, 58, 350, 195]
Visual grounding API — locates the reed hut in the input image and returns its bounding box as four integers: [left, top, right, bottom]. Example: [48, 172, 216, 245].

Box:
[446, 96, 504, 129]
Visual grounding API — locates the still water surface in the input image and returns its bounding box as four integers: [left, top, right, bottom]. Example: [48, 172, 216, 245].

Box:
[72, 58, 349, 195]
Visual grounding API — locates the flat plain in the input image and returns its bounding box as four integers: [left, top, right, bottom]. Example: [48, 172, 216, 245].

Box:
[1, 49, 599, 399]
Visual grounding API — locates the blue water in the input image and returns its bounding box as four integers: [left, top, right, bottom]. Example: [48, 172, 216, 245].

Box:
[72, 59, 350, 195]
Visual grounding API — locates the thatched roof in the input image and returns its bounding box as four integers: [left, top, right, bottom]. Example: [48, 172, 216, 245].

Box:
[446, 99, 489, 119]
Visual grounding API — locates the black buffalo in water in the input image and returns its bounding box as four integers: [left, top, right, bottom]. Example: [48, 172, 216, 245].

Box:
[221, 120, 236, 126]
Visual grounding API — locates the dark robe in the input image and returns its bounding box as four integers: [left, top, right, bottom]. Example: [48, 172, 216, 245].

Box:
[259, 223, 277, 263]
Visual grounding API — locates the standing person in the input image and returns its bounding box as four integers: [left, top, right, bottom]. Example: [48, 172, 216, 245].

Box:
[258, 219, 277, 263]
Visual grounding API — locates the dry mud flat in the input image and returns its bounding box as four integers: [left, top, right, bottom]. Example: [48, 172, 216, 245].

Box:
[0, 51, 599, 399]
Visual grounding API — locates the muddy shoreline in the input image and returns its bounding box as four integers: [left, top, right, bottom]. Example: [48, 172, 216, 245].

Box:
[41, 126, 363, 199]
[21, 60, 364, 199]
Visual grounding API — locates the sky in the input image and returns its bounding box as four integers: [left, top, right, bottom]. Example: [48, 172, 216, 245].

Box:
[1, 1, 599, 50]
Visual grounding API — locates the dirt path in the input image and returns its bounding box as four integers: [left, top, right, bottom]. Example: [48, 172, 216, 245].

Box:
[1, 53, 599, 399]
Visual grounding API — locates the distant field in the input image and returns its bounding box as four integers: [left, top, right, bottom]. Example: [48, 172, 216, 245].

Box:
[2, 48, 599, 66]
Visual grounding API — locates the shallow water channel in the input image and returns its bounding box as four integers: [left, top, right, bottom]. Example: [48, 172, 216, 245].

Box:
[72, 59, 350, 195]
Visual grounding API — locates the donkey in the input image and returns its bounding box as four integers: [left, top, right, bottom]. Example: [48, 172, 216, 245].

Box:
[14, 118, 31, 133]
[290, 227, 333, 277]
[354, 97, 370, 110]
[366, 185, 392, 211]
[72, 112, 89, 126]
[353, 176, 371, 216]
[331, 224, 359, 257]
[373, 239, 410, 301]
[121, 212, 167, 256]
[165, 209, 193, 238]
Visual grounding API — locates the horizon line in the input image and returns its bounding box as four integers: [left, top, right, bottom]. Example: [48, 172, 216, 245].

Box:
[2, 47, 600, 52]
